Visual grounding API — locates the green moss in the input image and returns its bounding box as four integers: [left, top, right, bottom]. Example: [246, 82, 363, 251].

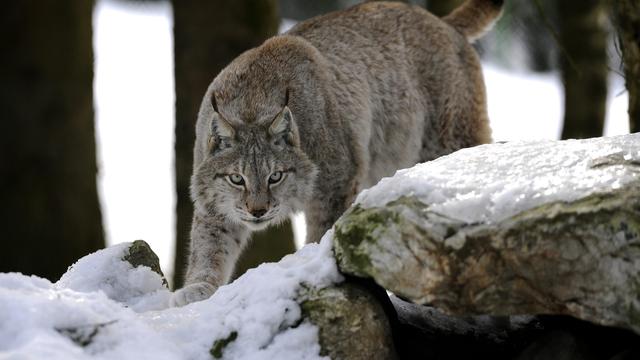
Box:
[334, 197, 438, 276]
[300, 298, 321, 314]
[300, 288, 346, 357]
[333, 205, 392, 275]
[334, 198, 435, 276]
[300, 283, 397, 359]
[300, 287, 344, 323]
[210, 331, 238, 359]
[55, 320, 117, 348]
[335, 205, 390, 245]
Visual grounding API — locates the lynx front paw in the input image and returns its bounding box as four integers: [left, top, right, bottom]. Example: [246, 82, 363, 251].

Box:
[170, 282, 216, 307]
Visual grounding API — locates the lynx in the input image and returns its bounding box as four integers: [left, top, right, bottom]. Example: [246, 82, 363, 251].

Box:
[171, 0, 503, 306]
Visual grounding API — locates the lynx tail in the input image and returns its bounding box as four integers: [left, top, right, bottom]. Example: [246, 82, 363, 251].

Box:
[443, 0, 504, 43]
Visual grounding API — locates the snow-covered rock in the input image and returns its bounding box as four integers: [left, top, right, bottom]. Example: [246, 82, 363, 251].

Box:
[334, 134, 640, 333]
[0, 235, 344, 359]
[56, 240, 170, 312]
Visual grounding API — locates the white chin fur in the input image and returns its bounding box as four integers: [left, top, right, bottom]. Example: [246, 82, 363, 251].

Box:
[242, 219, 274, 231]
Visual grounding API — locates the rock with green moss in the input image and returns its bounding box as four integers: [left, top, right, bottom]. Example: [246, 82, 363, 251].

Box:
[123, 239, 168, 287]
[300, 282, 397, 360]
[210, 331, 238, 359]
[334, 134, 640, 334]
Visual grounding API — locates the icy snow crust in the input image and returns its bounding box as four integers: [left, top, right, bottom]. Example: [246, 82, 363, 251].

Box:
[0, 234, 341, 359]
[357, 134, 640, 223]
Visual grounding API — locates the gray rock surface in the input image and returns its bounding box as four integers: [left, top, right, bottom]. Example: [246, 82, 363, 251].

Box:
[300, 282, 397, 360]
[123, 239, 168, 287]
[334, 135, 640, 333]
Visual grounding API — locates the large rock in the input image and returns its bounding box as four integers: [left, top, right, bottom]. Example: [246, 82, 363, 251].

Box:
[333, 134, 640, 333]
[301, 281, 397, 360]
[391, 296, 640, 360]
[123, 239, 168, 286]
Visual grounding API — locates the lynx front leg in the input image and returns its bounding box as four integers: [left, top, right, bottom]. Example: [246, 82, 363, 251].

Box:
[305, 209, 337, 245]
[305, 186, 355, 244]
[170, 212, 249, 307]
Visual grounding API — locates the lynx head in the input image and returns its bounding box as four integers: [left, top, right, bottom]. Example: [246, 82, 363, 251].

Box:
[191, 89, 318, 230]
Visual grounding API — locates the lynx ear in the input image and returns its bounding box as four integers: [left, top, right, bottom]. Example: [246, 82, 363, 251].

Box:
[207, 92, 235, 151]
[208, 112, 235, 151]
[269, 106, 299, 147]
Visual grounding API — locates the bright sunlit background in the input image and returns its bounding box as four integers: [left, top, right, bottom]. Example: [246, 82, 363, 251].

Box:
[93, 0, 629, 281]
[93, 0, 176, 277]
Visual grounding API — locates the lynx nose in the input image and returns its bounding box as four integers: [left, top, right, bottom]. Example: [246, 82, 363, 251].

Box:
[250, 208, 267, 218]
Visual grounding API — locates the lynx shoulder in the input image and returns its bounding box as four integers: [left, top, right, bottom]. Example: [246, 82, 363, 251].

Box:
[171, 0, 503, 307]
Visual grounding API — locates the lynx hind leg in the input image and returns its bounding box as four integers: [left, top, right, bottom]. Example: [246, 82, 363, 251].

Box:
[305, 212, 335, 245]
[456, 47, 493, 146]
[171, 212, 249, 307]
[421, 68, 491, 162]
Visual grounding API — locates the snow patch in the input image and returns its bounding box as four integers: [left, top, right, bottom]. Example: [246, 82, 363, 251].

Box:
[356, 134, 640, 224]
[56, 243, 170, 312]
[0, 233, 342, 359]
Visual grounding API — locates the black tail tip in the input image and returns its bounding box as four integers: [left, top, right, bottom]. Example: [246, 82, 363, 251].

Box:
[490, 0, 504, 6]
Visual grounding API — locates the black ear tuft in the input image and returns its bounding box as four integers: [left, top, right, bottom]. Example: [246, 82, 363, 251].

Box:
[269, 107, 292, 137]
[211, 92, 219, 112]
[208, 113, 235, 152]
[269, 106, 299, 147]
[284, 88, 290, 107]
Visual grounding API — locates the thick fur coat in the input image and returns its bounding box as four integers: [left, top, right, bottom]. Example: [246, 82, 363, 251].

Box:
[172, 0, 504, 306]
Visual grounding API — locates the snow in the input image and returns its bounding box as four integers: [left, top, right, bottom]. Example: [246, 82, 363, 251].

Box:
[484, 64, 630, 141]
[484, 65, 564, 141]
[356, 133, 640, 224]
[56, 243, 170, 312]
[0, 234, 342, 359]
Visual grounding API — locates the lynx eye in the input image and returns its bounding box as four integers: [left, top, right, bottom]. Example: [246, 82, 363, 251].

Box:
[228, 173, 245, 186]
[268, 171, 283, 185]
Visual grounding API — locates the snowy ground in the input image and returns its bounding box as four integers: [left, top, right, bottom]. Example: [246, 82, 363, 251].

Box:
[0, 235, 341, 359]
[92, 0, 630, 282]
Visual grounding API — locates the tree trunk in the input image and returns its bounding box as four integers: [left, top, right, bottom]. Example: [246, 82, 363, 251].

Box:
[427, 0, 464, 17]
[172, 0, 296, 288]
[0, 0, 104, 281]
[612, 0, 640, 133]
[278, 0, 341, 21]
[522, 0, 558, 72]
[558, 0, 608, 139]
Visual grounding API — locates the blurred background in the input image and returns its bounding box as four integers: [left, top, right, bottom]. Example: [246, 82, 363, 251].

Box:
[1, 0, 637, 289]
